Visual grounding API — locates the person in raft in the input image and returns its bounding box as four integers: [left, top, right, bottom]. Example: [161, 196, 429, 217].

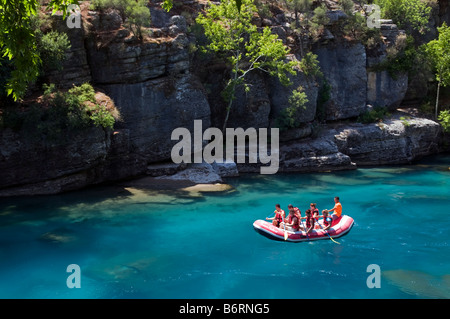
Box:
[321, 209, 333, 231]
[282, 205, 301, 232]
[289, 204, 302, 220]
[309, 203, 320, 229]
[301, 209, 315, 234]
[326, 196, 342, 219]
[266, 204, 285, 228]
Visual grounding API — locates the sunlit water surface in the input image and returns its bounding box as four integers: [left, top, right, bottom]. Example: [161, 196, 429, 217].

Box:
[0, 155, 449, 299]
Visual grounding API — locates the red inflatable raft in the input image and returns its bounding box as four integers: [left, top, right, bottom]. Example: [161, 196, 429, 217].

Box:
[253, 215, 354, 242]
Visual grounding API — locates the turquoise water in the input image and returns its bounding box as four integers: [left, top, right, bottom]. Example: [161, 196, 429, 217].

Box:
[0, 155, 449, 299]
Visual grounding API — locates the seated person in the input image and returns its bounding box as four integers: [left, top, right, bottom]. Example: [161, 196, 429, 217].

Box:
[327, 196, 342, 218]
[310, 203, 320, 229]
[266, 204, 285, 228]
[282, 205, 300, 232]
[321, 210, 333, 231]
[301, 209, 315, 234]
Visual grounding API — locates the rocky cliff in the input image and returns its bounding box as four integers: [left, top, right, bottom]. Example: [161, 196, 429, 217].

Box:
[0, 0, 446, 196]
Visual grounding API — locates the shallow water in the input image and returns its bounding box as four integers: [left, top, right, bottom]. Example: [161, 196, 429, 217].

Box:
[0, 155, 449, 299]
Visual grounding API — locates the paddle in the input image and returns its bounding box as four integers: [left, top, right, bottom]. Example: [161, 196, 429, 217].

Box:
[283, 216, 288, 241]
[316, 216, 340, 245]
[266, 212, 275, 220]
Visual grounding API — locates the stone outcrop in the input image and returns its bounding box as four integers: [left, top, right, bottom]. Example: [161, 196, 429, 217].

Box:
[268, 57, 319, 126]
[366, 21, 409, 109]
[315, 42, 367, 120]
[100, 74, 211, 162]
[334, 117, 441, 165]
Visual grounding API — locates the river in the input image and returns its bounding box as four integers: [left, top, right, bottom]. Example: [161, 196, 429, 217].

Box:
[0, 155, 449, 298]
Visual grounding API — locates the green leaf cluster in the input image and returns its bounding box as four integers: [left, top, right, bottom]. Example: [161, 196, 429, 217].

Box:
[376, 0, 433, 33]
[0, 0, 79, 101]
[196, 0, 299, 129]
[275, 86, 309, 131]
[425, 23, 450, 88]
[91, 0, 151, 39]
[438, 110, 450, 133]
[0, 83, 95, 141]
[357, 106, 391, 124]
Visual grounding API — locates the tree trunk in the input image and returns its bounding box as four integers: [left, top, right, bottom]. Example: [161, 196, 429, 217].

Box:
[435, 81, 441, 119]
[222, 80, 237, 132]
[222, 56, 240, 132]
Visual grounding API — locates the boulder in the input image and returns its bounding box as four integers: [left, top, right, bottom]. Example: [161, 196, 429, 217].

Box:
[156, 162, 223, 184]
[211, 161, 239, 177]
[334, 117, 441, 165]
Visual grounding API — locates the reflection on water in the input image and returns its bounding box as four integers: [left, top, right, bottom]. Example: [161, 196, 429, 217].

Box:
[0, 155, 449, 298]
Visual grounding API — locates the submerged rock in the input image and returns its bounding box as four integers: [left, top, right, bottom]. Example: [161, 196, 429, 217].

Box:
[39, 228, 76, 244]
[383, 269, 450, 298]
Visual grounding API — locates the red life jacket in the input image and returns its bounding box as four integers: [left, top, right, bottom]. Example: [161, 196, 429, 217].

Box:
[311, 208, 319, 216]
[274, 210, 284, 223]
[306, 215, 315, 229]
[293, 207, 301, 219]
[323, 216, 332, 227]
[288, 214, 299, 230]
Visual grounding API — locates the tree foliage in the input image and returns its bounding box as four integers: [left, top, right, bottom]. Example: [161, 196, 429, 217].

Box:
[425, 22, 450, 118]
[376, 0, 433, 33]
[438, 110, 450, 133]
[92, 0, 151, 40]
[0, 0, 79, 101]
[275, 86, 309, 131]
[196, 0, 299, 130]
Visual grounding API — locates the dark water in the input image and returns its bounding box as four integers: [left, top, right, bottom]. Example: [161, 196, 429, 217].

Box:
[0, 155, 449, 298]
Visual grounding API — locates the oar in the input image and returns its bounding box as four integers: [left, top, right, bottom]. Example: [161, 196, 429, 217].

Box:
[266, 212, 275, 220]
[316, 217, 340, 245]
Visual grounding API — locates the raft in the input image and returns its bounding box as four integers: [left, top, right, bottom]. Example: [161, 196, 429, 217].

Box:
[253, 215, 354, 242]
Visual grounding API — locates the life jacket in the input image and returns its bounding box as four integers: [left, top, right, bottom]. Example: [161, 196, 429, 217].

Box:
[306, 215, 315, 229]
[287, 214, 299, 230]
[323, 216, 332, 227]
[311, 208, 319, 216]
[293, 207, 301, 219]
[274, 210, 284, 223]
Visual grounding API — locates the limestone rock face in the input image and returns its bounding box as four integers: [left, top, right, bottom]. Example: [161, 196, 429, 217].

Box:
[315, 42, 367, 120]
[0, 127, 108, 195]
[366, 21, 409, 109]
[100, 74, 211, 163]
[278, 134, 356, 173]
[367, 71, 408, 109]
[227, 72, 272, 129]
[268, 59, 319, 126]
[334, 118, 441, 165]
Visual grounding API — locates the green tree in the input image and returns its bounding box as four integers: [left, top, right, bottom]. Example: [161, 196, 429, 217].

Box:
[0, 0, 79, 101]
[91, 0, 151, 40]
[275, 86, 309, 131]
[376, 0, 433, 33]
[438, 110, 450, 133]
[425, 22, 450, 118]
[196, 0, 299, 131]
